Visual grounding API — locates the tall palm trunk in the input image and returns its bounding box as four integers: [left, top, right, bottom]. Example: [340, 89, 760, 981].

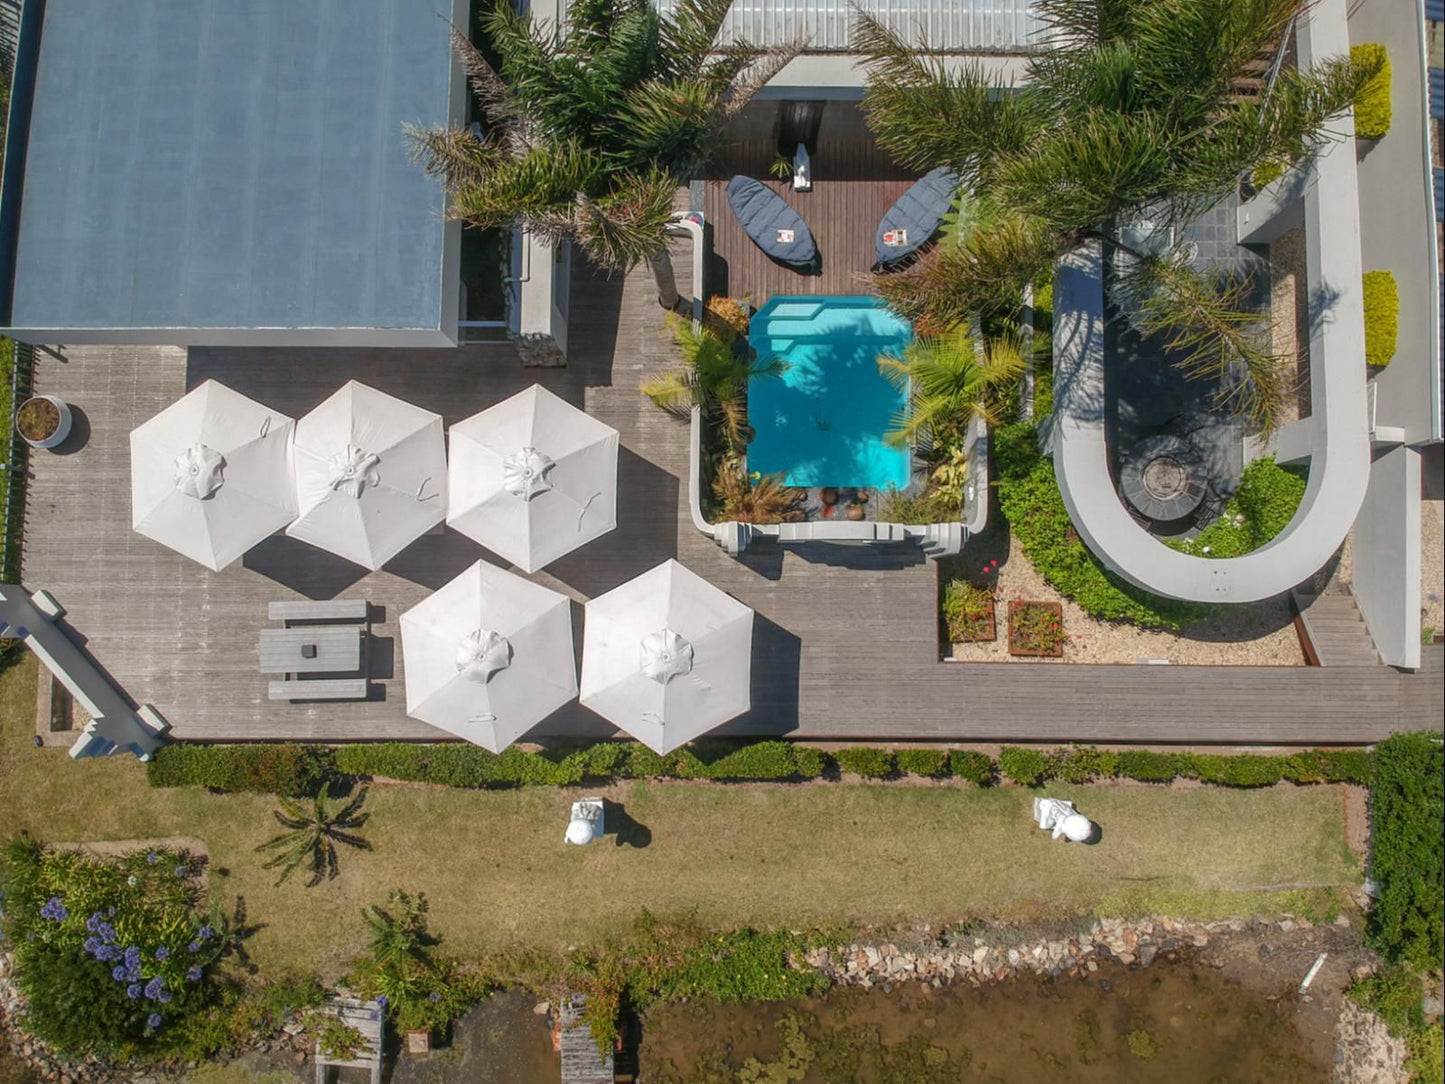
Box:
[649, 249, 680, 311]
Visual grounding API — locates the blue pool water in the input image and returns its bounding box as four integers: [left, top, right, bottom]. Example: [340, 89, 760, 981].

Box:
[747, 296, 912, 489]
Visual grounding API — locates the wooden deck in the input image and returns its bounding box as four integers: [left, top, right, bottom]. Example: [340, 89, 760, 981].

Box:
[559, 995, 613, 1084]
[16, 245, 1443, 746]
[703, 100, 913, 299]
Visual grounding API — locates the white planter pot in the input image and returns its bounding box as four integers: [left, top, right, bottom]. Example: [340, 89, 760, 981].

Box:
[15, 394, 72, 449]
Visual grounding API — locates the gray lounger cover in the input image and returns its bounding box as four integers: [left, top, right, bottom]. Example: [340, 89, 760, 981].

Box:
[727, 176, 817, 265]
[875, 166, 959, 265]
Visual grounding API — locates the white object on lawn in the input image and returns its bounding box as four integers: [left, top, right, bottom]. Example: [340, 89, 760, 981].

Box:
[565, 797, 605, 846]
[580, 559, 753, 754]
[288, 381, 447, 570]
[399, 559, 576, 752]
[131, 380, 296, 571]
[1033, 797, 1095, 842]
[448, 385, 618, 573]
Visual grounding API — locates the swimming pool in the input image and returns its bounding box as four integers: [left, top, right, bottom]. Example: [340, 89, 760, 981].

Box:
[746, 296, 912, 490]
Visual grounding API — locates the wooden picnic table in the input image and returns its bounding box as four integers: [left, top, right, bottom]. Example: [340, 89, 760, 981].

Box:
[259, 626, 362, 675]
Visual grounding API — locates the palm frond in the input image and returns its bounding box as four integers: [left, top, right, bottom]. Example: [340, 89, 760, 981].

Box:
[571, 169, 678, 269]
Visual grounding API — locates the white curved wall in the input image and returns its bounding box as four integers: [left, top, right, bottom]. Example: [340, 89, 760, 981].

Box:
[1050, 0, 1371, 605]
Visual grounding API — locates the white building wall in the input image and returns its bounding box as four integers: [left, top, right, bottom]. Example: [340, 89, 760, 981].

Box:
[1352, 445, 1424, 669]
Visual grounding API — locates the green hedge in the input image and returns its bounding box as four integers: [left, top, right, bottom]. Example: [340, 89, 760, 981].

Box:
[1362, 269, 1399, 368]
[1366, 732, 1443, 971]
[148, 740, 1376, 794]
[146, 743, 333, 796]
[1351, 43, 1392, 140]
[1168, 457, 1306, 560]
[1000, 745, 1373, 788]
[993, 422, 1209, 629]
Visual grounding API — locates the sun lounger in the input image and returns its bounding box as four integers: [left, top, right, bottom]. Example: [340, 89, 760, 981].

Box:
[875, 166, 959, 265]
[727, 175, 817, 266]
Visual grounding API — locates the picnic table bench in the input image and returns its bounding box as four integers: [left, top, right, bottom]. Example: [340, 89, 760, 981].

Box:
[268, 679, 368, 701]
[268, 599, 368, 623]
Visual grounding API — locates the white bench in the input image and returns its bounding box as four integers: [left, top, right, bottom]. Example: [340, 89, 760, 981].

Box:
[268, 599, 368, 623]
[268, 679, 368, 702]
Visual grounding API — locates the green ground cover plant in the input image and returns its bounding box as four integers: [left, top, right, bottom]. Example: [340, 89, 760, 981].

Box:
[1167, 456, 1305, 559]
[1362, 270, 1399, 368]
[0, 836, 226, 1057]
[1365, 733, 1443, 971]
[1350, 43, 1392, 139]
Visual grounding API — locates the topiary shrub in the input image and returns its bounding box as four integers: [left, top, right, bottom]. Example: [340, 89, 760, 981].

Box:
[895, 749, 949, 778]
[1282, 748, 1373, 785]
[948, 750, 996, 785]
[1188, 753, 1285, 788]
[1350, 43, 1392, 140]
[791, 746, 827, 780]
[147, 744, 332, 796]
[1362, 270, 1399, 368]
[998, 746, 1049, 786]
[832, 747, 895, 779]
[681, 741, 811, 781]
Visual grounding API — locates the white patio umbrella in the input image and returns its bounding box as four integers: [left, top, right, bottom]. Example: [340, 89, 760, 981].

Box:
[580, 559, 753, 753]
[130, 380, 296, 572]
[448, 384, 618, 573]
[400, 559, 577, 751]
[287, 381, 447, 570]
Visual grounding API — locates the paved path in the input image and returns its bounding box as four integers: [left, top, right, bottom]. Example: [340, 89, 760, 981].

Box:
[18, 254, 1442, 745]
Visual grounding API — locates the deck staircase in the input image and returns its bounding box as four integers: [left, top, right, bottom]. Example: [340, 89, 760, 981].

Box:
[1291, 589, 1380, 666]
[1230, 20, 1294, 105]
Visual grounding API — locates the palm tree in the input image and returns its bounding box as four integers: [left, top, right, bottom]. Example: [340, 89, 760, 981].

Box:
[254, 786, 371, 887]
[410, 0, 801, 308]
[855, 0, 1380, 431]
[877, 327, 1026, 452]
[642, 318, 787, 448]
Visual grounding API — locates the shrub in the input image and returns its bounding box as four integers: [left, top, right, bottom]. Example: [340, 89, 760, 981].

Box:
[1351, 43, 1392, 140]
[949, 750, 996, 785]
[1250, 157, 1286, 189]
[942, 580, 995, 641]
[624, 745, 680, 778]
[1282, 748, 1373, 785]
[1367, 732, 1444, 971]
[998, 746, 1049, 786]
[993, 426, 1208, 629]
[1362, 270, 1399, 368]
[879, 486, 959, 525]
[791, 746, 827, 780]
[833, 747, 895, 779]
[1114, 750, 1188, 782]
[679, 741, 812, 781]
[1188, 753, 1285, 788]
[1048, 746, 1119, 783]
[147, 743, 332, 796]
[895, 749, 949, 778]
[0, 836, 225, 1057]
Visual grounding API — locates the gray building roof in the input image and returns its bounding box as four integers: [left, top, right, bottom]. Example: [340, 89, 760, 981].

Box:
[0, 0, 465, 346]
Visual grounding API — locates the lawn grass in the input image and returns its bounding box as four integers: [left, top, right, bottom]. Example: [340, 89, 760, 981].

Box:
[0, 655, 1360, 981]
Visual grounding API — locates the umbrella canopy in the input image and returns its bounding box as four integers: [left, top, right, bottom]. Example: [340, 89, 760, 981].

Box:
[580, 559, 753, 753]
[448, 385, 618, 573]
[288, 381, 447, 570]
[400, 559, 577, 751]
[130, 380, 296, 572]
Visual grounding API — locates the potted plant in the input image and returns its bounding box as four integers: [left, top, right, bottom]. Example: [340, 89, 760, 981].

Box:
[15, 394, 72, 449]
[1007, 601, 1066, 657]
[943, 580, 996, 642]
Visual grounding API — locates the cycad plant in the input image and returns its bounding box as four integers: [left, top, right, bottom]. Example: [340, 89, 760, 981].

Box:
[642, 319, 787, 449]
[856, 0, 1380, 431]
[254, 786, 371, 888]
[410, 0, 800, 306]
[877, 326, 1027, 452]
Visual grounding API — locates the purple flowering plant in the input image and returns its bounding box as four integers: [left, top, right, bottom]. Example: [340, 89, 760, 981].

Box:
[0, 838, 225, 1055]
